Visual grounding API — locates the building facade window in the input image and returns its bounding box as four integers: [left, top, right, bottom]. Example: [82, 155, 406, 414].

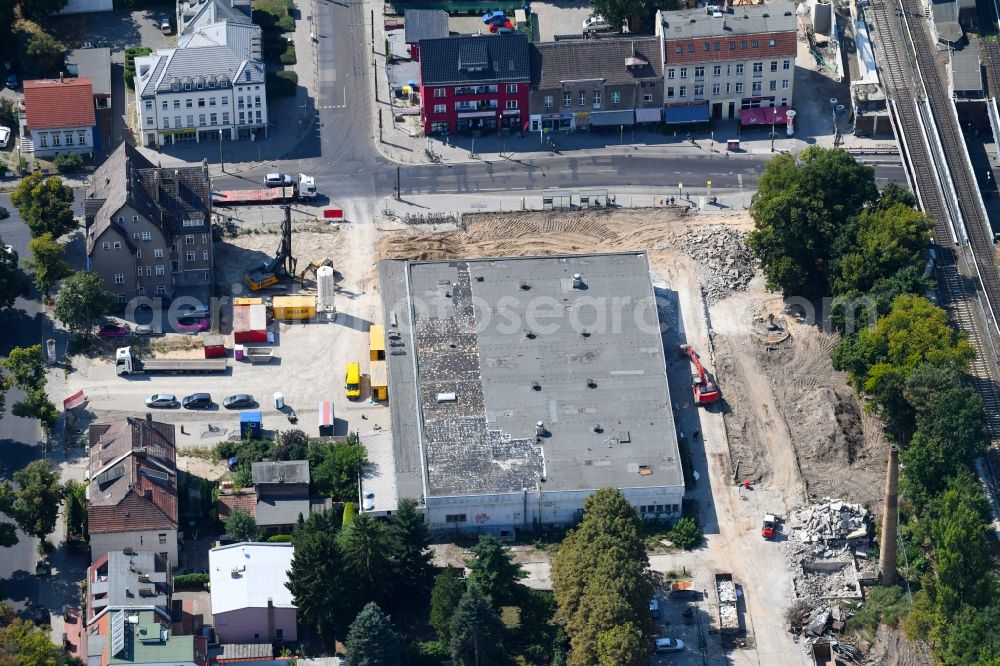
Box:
[770, 61, 778, 72]
[563, 91, 572, 106]
[445, 514, 467, 523]
[679, 86, 687, 97]
[713, 65, 722, 77]
[667, 86, 675, 98]
[114, 273, 124, 284]
[680, 67, 688, 79]
[578, 91, 586, 106]
[434, 104, 446, 113]
[783, 59, 791, 70]
[736, 63, 744, 75]
[592, 91, 601, 108]
[505, 99, 518, 109]
[142, 232, 152, 241]
[154, 248, 164, 258]
[753, 62, 763, 76]
[506, 83, 518, 93]
[155, 265, 165, 276]
[434, 88, 445, 98]
[667, 68, 675, 79]
[544, 96, 553, 109]
[782, 79, 790, 89]
[695, 66, 704, 79]
[752, 81, 762, 95]
[694, 84, 704, 98]
[185, 235, 195, 245]
[186, 251, 196, 261]
[611, 91, 620, 104]
[643, 93, 653, 103]
[712, 83, 721, 95]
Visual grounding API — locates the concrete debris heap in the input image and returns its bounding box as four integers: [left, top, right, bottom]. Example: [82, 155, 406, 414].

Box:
[662, 226, 758, 303]
[788, 499, 871, 544]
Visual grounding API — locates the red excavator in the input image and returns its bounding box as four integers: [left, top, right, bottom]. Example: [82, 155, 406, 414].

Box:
[681, 344, 720, 406]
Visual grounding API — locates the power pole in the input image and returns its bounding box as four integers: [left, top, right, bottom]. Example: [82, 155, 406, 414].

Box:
[395, 166, 401, 200]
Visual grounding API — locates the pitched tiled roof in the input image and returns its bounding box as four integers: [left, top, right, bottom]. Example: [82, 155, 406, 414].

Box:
[23, 78, 97, 131]
[218, 490, 257, 520]
[87, 417, 178, 534]
[531, 38, 664, 89]
[405, 9, 449, 44]
[419, 34, 530, 86]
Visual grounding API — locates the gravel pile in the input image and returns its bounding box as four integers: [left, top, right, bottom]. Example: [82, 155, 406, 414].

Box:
[666, 226, 757, 303]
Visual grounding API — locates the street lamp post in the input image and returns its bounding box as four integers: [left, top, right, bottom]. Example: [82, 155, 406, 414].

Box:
[770, 107, 777, 153]
[218, 131, 225, 172]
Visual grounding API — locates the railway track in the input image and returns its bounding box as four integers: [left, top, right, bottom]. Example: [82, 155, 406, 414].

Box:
[866, 0, 1000, 438]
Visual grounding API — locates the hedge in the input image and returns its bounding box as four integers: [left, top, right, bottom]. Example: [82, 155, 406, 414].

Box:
[173, 573, 209, 589]
[267, 534, 293, 542]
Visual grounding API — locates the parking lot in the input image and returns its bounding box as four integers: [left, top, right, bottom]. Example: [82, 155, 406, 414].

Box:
[63, 292, 385, 449]
[47, 3, 177, 52]
[532, 0, 595, 41]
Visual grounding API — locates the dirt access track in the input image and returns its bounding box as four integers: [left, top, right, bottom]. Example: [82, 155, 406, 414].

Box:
[379, 207, 889, 663]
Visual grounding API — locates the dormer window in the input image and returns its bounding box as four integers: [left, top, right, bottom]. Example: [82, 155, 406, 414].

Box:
[221, 79, 229, 88]
[171, 82, 179, 91]
[208, 81, 216, 88]
[244, 71, 251, 81]
[184, 82, 191, 91]
[197, 81, 203, 89]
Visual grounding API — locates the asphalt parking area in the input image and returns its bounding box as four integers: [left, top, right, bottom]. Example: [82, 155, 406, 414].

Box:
[532, 0, 594, 41]
[47, 3, 176, 51]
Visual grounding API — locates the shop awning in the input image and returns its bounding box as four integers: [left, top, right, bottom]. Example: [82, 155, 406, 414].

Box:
[739, 105, 790, 126]
[636, 107, 663, 123]
[589, 109, 635, 126]
[664, 104, 709, 124]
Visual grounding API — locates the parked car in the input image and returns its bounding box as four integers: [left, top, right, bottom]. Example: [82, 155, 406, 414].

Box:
[97, 323, 130, 338]
[145, 393, 178, 408]
[182, 393, 213, 409]
[482, 10, 505, 24]
[133, 324, 155, 336]
[582, 14, 608, 30]
[176, 316, 209, 332]
[5, 73, 17, 89]
[489, 19, 515, 32]
[160, 17, 172, 33]
[345, 362, 361, 398]
[0, 126, 10, 148]
[3, 244, 16, 262]
[654, 638, 685, 653]
[650, 598, 660, 618]
[178, 304, 209, 318]
[264, 173, 292, 187]
[223, 394, 256, 409]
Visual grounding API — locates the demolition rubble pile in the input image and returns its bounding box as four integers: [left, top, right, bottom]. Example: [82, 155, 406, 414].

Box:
[788, 499, 871, 544]
[667, 226, 757, 303]
[785, 499, 872, 602]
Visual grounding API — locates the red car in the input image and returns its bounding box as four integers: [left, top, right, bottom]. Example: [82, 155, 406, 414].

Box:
[97, 323, 130, 338]
[176, 316, 209, 333]
[489, 19, 514, 32]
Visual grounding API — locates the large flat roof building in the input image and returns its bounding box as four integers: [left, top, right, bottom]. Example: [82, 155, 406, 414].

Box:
[377, 252, 684, 534]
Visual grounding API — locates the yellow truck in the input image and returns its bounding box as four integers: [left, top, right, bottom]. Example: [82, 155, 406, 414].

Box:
[369, 325, 388, 401]
[345, 362, 361, 399]
[272, 295, 317, 320]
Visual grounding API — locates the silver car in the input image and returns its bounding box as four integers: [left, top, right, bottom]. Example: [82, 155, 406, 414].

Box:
[145, 393, 178, 408]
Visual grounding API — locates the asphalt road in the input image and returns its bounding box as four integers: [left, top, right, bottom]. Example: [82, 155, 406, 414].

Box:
[0, 192, 47, 608]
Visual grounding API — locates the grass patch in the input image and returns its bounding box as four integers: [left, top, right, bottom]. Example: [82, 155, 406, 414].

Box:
[254, 0, 295, 33]
[178, 445, 216, 461]
[846, 585, 910, 641]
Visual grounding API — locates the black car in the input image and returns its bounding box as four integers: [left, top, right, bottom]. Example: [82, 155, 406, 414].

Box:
[182, 392, 213, 409]
[223, 394, 255, 409]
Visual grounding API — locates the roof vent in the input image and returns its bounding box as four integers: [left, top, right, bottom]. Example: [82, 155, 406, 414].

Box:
[586, 378, 597, 389]
[580, 330, 591, 338]
[436, 392, 457, 403]
[535, 421, 546, 437]
[520, 281, 531, 290]
[525, 330, 536, 339]
[531, 379, 541, 391]
[762, 12, 769, 17]
[593, 423, 604, 433]
[572, 273, 586, 289]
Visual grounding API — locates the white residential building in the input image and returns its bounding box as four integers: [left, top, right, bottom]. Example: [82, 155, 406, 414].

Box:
[134, 19, 268, 147]
[209, 543, 297, 644]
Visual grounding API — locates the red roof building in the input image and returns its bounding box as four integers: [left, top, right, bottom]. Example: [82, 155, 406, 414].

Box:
[88, 415, 180, 566]
[18, 76, 98, 158]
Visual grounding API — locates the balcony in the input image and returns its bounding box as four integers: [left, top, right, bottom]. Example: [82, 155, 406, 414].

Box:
[455, 101, 498, 113]
[454, 85, 498, 96]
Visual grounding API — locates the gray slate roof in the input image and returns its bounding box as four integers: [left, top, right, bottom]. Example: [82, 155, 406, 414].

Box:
[531, 38, 663, 88]
[181, 0, 250, 35]
[251, 460, 310, 486]
[65, 48, 112, 97]
[420, 34, 531, 86]
[659, 3, 797, 39]
[405, 9, 449, 44]
[86, 143, 210, 254]
[254, 496, 310, 527]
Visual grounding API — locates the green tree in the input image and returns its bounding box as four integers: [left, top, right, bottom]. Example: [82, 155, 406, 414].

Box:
[594, 621, 646, 666]
[748, 147, 878, 297]
[0, 460, 64, 547]
[310, 436, 369, 501]
[431, 566, 467, 642]
[25, 233, 71, 297]
[449, 585, 506, 666]
[339, 513, 391, 604]
[124, 47, 153, 90]
[286, 516, 359, 643]
[224, 508, 260, 542]
[12, 386, 58, 431]
[466, 534, 526, 609]
[832, 203, 933, 295]
[386, 498, 435, 610]
[10, 173, 75, 239]
[343, 602, 403, 666]
[0, 614, 83, 664]
[2, 344, 46, 390]
[23, 30, 65, 75]
[64, 479, 88, 542]
[552, 489, 654, 666]
[830, 265, 933, 337]
[0, 240, 30, 310]
[832, 295, 974, 395]
[52, 271, 115, 333]
[667, 516, 702, 550]
[274, 429, 310, 460]
[929, 474, 993, 613]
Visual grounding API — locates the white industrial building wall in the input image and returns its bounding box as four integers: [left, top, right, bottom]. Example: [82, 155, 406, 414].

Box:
[58, 0, 113, 14]
[426, 485, 684, 532]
